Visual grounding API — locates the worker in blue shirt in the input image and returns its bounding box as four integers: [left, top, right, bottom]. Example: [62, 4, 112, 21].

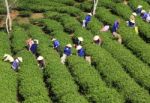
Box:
[12, 57, 23, 72]
[127, 12, 136, 27]
[61, 44, 72, 64]
[72, 36, 84, 48]
[52, 38, 60, 53]
[82, 13, 92, 27]
[30, 39, 38, 55]
[112, 20, 122, 44]
[141, 10, 148, 20]
[76, 45, 85, 57]
[136, 5, 142, 15]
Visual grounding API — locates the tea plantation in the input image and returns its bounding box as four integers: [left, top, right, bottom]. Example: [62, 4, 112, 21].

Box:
[0, 0, 150, 103]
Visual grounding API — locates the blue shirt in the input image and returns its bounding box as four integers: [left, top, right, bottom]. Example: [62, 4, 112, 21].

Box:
[12, 59, 19, 70]
[128, 21, 135, 27]
[78, 48, 85, 57]
[112, 21, 119, 33]
[142, 13, 148, 20]
[85, 15, 91, 23]
[53, 40, 60, 48]
[30, 43, 37, 54]
[64, 47, 71, 56]
[136, 8, 142, 15]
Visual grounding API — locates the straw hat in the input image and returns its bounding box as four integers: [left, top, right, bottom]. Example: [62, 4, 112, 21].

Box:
[132, 12, 137, 17]
[34, 39, 39, 44]
[87, 13, 92, 16]
[66, 44, 72, 48]
[52, 38, 56, 41]
[3, 54, 9, 58]
[137, 5, 142, 8]
[141, 10, 146, 13]
[78, 37, 84, 42]
[18, 57, 23, 62]
[76, 45, 82, 50]
[93, 35, 100, 41]
[130, 19, 135, 23]
[37, 56, 44, 61]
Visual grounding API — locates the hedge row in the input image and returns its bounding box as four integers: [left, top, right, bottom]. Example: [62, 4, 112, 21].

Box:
[95, 7, 150, 66]
[67, 56, 124, 103]
[24, 24, 89, 103]
[11, 26, 52, 103]
[97, 0, 150, 65]
[0, 31, 17, 103]
[86, 17, 150, 102]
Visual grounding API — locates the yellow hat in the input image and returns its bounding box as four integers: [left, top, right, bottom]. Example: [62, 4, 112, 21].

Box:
[18, 57, 23, 62]
[78, 37, 84, 42]
[93, 35, 100, 41]
[66, 44, 72, 48]
[76, 45, 82, 50]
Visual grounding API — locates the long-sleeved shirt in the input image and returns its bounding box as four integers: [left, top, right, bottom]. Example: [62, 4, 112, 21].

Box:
[53, 40, 60, 48]
[77, 48, 85, 57]
[12, 59, 20, 70]
[85, 15, 91, 23]
[142, 13, 148, 20]
[112, 21, 119, 33]
[30, 43, 38, 54]
[136, 8, 142, 15]
[64, 47, 71, 56]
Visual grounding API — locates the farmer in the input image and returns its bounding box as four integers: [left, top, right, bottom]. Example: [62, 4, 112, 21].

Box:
[136, 5, 143, 15]
[30, 39, 39, 55]
[76, 45, 85, 57]
[100, 25, 110, 32]
[141, 10, 148, 20]
[52, 38, 61, 53]
[61, 44, 72, 64]
[26, 38, 34, 50]
[93, 35, 102, 46]
[12, 57, 23, 72]
[112, 20, 122, 44]
[72, 36, 84, 48]
[3, 54, 14, 63]
[82, 13, 92, 27]
[127, 12, 136, 27]
[37, 56, 45, 69]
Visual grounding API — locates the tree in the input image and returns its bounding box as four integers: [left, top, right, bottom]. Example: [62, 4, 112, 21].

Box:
[93, 0, 98, 15]
[5, 0, 17, 35]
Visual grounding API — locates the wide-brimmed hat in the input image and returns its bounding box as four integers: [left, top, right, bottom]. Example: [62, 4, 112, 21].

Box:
[76, 45, 82, 50]
[130, 19, 135, 23]
[93, 35, 100, 41]
[18, 57, 23, 62]
[34, 39, 39, 44]
[137, 5, 142, 8]
[132, 12, 137, 16]
[66, 44, 72, 48]
[37, 56, 44, 61]
[87, 13, 92, 16]
[78, 37, 84, 42]
[52, 38, 56, 41]
[3, 54, 10, 58]
[141, 10, 146, 13]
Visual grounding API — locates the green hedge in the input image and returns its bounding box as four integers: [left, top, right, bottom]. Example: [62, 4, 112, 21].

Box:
[67, 56, 124, 103]
[95, 7, 150, 66]
[0, 31, 17, 103]
[24, 24, 88, 103]
[11, 26, 51, 103]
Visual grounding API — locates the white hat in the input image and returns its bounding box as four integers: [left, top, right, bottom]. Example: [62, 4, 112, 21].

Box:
[66, 44, 72, 48]
[87, 13, 92, 16]
[137, 5, 142, 8]
[93, 35, 100, 41]
[141, 10, 146, 13]
[34, 39, 39, 44]
[76, 45, 82, 50]
[78, 37, 84, 42]
[37, 56, 44, 61]
[130, 19, 135, 23]
[52, 38, 56, 41]
[18, 57, 23, 62]
[132, 12, 137, 16]
[3, 54, 9, 58]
